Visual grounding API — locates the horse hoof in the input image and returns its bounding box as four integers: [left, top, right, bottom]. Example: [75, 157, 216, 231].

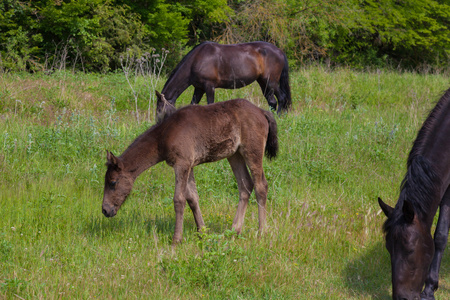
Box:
[420, 293, 435, 300]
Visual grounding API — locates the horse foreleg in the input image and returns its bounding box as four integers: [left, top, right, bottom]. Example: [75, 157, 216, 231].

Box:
[191, 88, 205, 105]
[185, 169, 206, 233]
[422, 191, 450, 300]
[227, 153, 253, 234]
[172, 165, 190, 244]
[205, 86, 215, 104]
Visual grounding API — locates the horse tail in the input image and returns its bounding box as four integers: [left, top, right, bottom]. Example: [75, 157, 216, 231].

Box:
[279, 54, 292, 111]
[263, 111, 278, 160]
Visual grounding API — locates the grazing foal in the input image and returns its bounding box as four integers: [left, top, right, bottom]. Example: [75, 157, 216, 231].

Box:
[102, 98, 278, 243]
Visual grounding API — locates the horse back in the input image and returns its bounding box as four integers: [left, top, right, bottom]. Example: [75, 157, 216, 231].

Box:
[190, 42, 285, 88]
[159, 99, 269, 166]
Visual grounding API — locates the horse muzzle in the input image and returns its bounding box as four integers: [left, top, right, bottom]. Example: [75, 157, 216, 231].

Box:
[102, 203, 117, 218]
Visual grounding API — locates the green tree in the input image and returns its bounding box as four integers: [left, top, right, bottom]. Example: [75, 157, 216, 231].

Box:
[0, 1, 42, 71]
[331, 0, 450, 68]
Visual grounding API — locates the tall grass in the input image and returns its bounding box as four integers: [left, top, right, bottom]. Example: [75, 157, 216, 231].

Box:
[1, 67, 449, 299]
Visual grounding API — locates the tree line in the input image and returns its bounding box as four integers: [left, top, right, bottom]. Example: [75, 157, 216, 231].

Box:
[1, 0, 449, 73]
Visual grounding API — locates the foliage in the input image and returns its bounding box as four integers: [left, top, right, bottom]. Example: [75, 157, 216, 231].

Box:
[220, 0, 354, 66]
[0, 0, 449, 71]
[331, 0, 450, 68]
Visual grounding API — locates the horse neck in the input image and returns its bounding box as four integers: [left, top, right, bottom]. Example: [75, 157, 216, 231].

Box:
[120, 130, 162, 180]
[161, 66, 191, 103]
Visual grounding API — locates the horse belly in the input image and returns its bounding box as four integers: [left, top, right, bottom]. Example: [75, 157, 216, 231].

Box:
[218, 61, 260, 89]
[196, 136, 239, 165]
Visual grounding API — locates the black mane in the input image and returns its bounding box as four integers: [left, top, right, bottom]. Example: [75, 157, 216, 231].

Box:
[383, 88, 450, 237]
[383, 156, 441, 235]
[408, 88, 450, 166]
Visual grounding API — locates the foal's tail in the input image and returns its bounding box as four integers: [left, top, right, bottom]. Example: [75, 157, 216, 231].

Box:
[264, 111, 278, 160]
[279, 54, 292, 112]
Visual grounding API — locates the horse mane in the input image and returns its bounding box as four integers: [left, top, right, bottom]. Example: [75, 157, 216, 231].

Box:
[163, 42, 215, 90]
[408, 88, 450, 166]
[383, 155, 441, 237]
[383, 88, 450, 237]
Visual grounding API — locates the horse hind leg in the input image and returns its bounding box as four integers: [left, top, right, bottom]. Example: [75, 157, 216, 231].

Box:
[185, 169, 206, 233]
[257, 78, 277, 111]
[227, 152, 254, 234]
[240, 148, 268, 235]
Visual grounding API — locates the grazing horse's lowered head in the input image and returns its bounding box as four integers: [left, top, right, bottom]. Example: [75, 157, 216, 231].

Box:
[379, 196, 435, 300]
[155, 91, 176, 122]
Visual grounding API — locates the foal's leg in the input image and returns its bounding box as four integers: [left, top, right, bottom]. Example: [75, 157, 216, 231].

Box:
[191, 87, 205, 105]
[422, 188, 450, 300]
[172, 165, 190, 244]
[227, 152, 254, 234]
[241, 149, 268, 234]
[185, 169, 206, 233]
[257, 78, 277, 111]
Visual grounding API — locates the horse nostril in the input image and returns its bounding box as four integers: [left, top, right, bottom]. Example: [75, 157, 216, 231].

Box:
[102, 208, 107, 216]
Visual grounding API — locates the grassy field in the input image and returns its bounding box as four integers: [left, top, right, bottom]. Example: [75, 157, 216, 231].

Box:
[1, 67, 449, 299]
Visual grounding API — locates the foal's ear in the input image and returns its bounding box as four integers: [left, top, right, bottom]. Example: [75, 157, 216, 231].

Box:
[402, 200, 415, 224]
[106, 150, 123, 171]
[378, 197, 394, 218]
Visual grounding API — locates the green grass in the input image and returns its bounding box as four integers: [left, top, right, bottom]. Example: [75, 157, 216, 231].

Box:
[1, 67, 449, 299]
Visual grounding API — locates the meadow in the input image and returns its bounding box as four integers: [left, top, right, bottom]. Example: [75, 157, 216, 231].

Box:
[1, 67, 449, 299]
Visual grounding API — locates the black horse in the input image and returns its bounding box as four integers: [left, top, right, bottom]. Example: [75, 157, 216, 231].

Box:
[379, 87, 450, 300]
[156, 41, 291, 118]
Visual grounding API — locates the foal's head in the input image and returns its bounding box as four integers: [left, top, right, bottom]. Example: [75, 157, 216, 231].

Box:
[378, 198, 434, 299]
[102, 151, 134, 218]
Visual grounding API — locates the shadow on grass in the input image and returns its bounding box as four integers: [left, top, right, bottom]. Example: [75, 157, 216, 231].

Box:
[81, 207, 233, 244]
[343, 241, 391, 299]
[344, 240, 450, 299]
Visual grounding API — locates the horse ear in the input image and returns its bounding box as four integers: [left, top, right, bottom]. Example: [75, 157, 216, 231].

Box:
[402, 200, 415, 224]
[106, 150, 123, 171]
[378, 197, 394, 218]
[155, 90, 162, 99]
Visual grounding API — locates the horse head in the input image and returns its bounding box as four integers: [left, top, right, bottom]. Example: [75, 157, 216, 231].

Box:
[102, 151, 134, 217]
[378, 197, 434, 300]
[155, 90, 176, 122]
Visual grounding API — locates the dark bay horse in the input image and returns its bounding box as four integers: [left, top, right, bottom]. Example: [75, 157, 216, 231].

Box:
[379, 87, 450, 300]
[157, 41, 291, 118]
[102, 96, 278, 244]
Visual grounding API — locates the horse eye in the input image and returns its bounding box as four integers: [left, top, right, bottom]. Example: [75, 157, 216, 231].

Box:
[110, 181, 117, 189]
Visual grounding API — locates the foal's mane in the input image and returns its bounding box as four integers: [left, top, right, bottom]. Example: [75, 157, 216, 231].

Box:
[162, 42, 215, 90]
[383, 88, 450, 236]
